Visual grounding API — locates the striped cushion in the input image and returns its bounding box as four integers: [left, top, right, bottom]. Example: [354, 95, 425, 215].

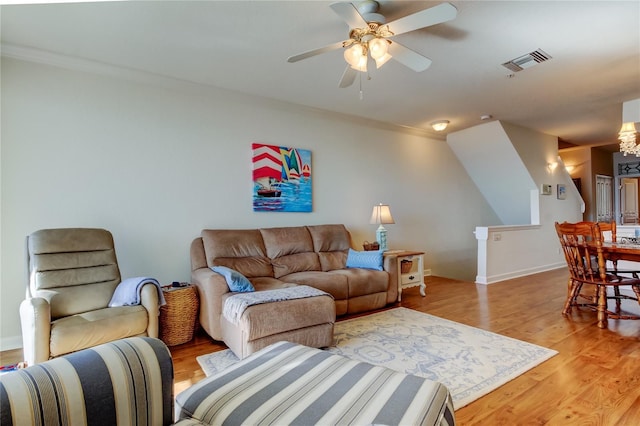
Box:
[0, 337, 173, 426]
[176, 341, 455, 425]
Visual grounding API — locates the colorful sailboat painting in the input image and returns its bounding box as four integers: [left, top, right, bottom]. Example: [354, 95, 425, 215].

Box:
[252, 143, 312, 212]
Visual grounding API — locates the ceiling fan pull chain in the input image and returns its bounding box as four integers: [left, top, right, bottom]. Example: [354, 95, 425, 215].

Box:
[359, 72, 364, 100]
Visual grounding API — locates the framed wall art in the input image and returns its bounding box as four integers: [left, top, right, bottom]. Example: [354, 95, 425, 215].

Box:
[557, 184, 566, 200]
[252, 143, 312, 212]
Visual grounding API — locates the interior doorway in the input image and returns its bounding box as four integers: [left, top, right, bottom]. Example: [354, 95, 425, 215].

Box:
[596, 175, 613, 222]
[620, 177, 639, 224]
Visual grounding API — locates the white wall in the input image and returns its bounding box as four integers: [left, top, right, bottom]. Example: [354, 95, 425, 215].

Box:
[447, 121, 536, 225]
[0, 57, 502, 349]
[461, 122, 583, 284]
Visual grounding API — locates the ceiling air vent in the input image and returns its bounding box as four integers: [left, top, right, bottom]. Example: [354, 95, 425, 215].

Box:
[502, 49, 552, 72]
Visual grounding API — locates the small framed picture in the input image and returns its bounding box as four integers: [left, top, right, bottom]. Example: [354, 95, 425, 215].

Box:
[557, 184, 566, 200]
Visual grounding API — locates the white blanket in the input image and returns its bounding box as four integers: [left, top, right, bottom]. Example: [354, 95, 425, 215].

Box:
[108, 277, 166, 307]
[223, 285, 330, 324]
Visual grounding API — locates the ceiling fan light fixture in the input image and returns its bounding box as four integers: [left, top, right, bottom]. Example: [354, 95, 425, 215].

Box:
[431, 120, 450, 132]
[344, 44, 363, 67]
[375, 53, 393, 69]
[368, 37, 389, 60]
[350, 54, 368, 72]
[288, 2, 458, 88]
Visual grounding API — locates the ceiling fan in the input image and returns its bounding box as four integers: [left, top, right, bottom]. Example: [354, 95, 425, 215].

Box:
[287, 1, 458, 88]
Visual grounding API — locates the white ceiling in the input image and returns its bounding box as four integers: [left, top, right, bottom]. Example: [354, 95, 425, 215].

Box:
[2, 1, 639, 149]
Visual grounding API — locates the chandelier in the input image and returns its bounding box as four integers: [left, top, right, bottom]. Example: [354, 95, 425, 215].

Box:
[342, 23, 394, 72]
[619, 122, 639, 156]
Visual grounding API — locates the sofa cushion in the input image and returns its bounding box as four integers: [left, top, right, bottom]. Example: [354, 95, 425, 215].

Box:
[307, 224, 350, 271]
[249, 277, 296, 291]
[260, 227, 321, 278]
[345, 249, 383, 271]
[280, 271, 349, 300]
[211, 266, 255, 292]
[315, 250, 347, 272]
[201, 229, 273, 278]
[329, 269, 389, 298]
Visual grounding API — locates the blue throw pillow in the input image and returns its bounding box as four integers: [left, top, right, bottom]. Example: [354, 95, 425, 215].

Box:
[346, 249, 383, 271]
[211, 266, 255, 292]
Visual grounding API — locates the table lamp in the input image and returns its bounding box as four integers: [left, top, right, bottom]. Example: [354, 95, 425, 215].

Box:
[370, 203, 395, 251]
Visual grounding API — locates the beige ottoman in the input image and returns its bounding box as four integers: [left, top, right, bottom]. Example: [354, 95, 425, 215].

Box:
[220, 289, 335, 359]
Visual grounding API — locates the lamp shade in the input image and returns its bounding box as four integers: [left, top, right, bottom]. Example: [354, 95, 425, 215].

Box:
[619, 122, 638, 135]
[619, 122, 639, 156]
[370, 203, 395, 225]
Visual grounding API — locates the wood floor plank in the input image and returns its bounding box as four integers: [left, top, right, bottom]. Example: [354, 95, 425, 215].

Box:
[545, 356, 640, 425]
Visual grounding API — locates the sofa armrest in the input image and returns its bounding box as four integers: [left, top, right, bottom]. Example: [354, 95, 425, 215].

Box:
[19, 297, 51, 365]
[140, 283, 160, 338]
[382, 253, 399, 304]
[191, 267, 230, 341]
[0, 337, 174, 426]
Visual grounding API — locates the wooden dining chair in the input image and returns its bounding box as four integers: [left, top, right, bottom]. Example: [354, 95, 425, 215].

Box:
[555, 221, 640, 328]
[595, 220, 616, 242]
[596, 220, 640, 311]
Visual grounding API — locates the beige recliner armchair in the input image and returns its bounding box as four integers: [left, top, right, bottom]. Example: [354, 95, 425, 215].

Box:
[20, 228, 160, 365]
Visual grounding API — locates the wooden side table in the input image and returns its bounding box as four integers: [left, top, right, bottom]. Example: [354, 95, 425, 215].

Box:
[159, 284, 199, 346]
[385, 250, 425, 301]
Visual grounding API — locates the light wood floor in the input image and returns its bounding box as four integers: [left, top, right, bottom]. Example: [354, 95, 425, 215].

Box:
[3, 268, 640, 425]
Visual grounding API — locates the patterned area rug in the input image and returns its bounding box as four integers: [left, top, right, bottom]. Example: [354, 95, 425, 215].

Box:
[197, 307, 557, 410]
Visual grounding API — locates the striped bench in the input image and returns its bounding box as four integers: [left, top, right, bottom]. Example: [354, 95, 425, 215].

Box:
[176, 341, 456, 425]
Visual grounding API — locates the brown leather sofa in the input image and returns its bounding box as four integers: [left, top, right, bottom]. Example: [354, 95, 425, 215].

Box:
[190, 224, 398, 344]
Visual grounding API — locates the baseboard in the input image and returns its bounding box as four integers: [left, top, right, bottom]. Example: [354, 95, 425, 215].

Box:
[475, 262, 566, 285]
[424, 269, 432, 276]
[0, 335, 23, 352]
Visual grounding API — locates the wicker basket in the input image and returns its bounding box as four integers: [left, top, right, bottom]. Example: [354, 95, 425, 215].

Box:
[400, 259, 413, 274]
[363, 241, 380, 251]
[159, 285, 199, 346]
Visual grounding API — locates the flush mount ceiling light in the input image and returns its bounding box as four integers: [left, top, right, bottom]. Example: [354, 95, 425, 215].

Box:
[431, 120, 450, 132]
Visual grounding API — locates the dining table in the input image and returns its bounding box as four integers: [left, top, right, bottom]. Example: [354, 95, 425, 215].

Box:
[599, 240, 640, 263]
[588, 240, 640, 328]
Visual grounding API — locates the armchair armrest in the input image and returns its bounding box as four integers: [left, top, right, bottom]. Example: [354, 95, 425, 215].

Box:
[139, 283, 160, 338]
[191, 267, 231, 340]
[19, 297, 51, 365]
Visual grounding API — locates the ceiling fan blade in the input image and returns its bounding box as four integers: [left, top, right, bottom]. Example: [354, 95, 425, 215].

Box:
[388, 42, 432, 72]
[339, 66, 358, 88]
[387, 2, 457, 36]
[330, 2, 368, 29]
[287, 41, 345, 63]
